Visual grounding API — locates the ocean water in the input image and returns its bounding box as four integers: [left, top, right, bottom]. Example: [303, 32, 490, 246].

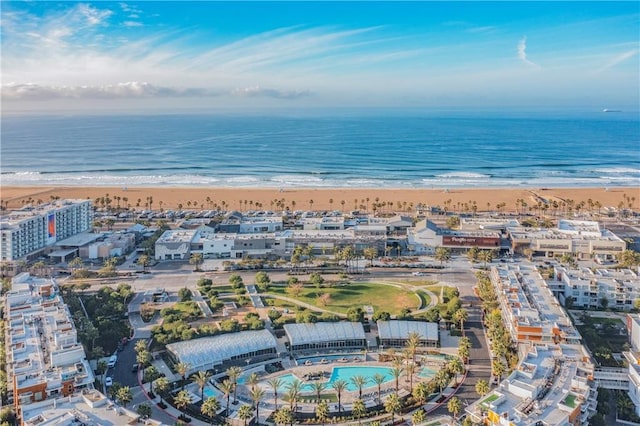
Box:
[1, 110, 639, 188]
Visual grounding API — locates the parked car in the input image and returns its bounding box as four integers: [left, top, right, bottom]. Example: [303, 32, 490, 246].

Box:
[105, 377, 113, 387]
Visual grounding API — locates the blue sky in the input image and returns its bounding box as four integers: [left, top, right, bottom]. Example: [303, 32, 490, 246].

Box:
[2, 1, 639, 111]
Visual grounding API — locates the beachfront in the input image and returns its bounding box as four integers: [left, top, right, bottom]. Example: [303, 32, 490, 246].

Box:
[2, 186, 638, 214]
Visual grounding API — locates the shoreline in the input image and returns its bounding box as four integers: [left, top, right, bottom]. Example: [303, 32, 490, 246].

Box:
[2, 185, 638, 213]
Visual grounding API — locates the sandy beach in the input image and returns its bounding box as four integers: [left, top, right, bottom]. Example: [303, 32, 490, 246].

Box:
[1, 186, 638, 214]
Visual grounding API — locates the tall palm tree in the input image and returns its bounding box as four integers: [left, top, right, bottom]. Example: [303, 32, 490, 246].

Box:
[391, 366, 404, 394]
[238, 405, 253, 426]
[116, 386, 133, 408]
[201, 396, 221, 426]
[286, 379, 303, 412]
[350, 375, 368, 400]
[192, 370, 212, 402]
[219, 379, 234, 418]
[249, 386, 265, 425]
[332, 379, 348, 413]
[475, 379, 490, 397]
[448, 358, 465, 386]
[315, 400, 329, 426]
[175, 362, 192, 391]
[352, 398, 366, 425]
[267, 377, 283, 411]
[246, 372, 260, 390]
[384, 393, 402, 424]
[406, 361, 416, 393]
[413, 381, 429, 405]
[492, 359, 506, 382]
[311, 381, 327, 403]
[226, 366, 243, 403]
[453, 308, 468, 336]
[371, 372, 386, 406]
[405, 331, 421, 365]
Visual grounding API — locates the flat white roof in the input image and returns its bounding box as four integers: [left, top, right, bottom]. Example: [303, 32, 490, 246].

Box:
[377, 320, 439, 342]
[55, 232, 102, 247]
[166, 329, 277, 374]
[284, 322, 365, 346]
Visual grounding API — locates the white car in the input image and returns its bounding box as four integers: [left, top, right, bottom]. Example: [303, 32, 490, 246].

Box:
[412, 271, 425, 276]
[105, 377, 113, 387]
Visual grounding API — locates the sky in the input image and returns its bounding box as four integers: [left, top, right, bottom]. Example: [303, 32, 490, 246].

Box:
[2, 1, 639, 112]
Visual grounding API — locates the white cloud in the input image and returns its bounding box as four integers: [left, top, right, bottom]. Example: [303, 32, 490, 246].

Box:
[1, 82, 311, 101]
[517, 36, 540, 68]
[123, 21, 143, 27]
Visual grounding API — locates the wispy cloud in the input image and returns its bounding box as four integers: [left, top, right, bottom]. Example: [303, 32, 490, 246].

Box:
[596, 48, 639, 73]
[517, 36, 540, 68]
[1, 82, 311, 101]
[123, 21, 143, 28]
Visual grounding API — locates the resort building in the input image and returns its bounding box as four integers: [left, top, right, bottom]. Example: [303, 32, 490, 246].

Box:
[550, 266, 640, 310]
[624, 315, 640, 416]
[508, 219, 625, 259]
[490, 264, 582, 345]
[283, 322, 366, 353]
[215, 212, 283, 233]
[466, 344, 597, 426]
[377, 320, 439, 349]
[0, 200, 92, 261]
[166, 329, 278, 376]
[4, 273, 95, 422]
[301, 217, 345, 230]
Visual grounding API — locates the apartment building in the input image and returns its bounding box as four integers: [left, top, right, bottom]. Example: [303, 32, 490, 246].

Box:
[0, 200, 92, 261]
[490, 264, 582, 345]
[551, 266, 640, 310]
[5, 273, 94, 422]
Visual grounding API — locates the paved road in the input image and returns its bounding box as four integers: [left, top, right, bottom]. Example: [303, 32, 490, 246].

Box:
[106, 338, 141, 389]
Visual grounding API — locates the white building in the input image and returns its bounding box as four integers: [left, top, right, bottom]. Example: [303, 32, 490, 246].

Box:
[552, 266, 640, 310]
[5, 273, 95, 422]
[0, 200, 92, 261]
[283, 322, 366, 352]
[625, 315, 640, 416]
[377, 320, 439, 348]
[166, 330, 278, 375]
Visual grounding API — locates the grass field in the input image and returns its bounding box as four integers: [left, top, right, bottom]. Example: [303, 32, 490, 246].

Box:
[267, 282, 419, 315]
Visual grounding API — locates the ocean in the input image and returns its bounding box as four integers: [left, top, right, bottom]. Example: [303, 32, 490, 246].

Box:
[1, 110, 639, 189]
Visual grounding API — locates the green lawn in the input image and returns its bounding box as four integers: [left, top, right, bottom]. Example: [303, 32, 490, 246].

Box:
[562, 394, 577, 408]
[267, 282, 420, 315]
[481, 394, 499, 406]
[416, 290, 432, 309]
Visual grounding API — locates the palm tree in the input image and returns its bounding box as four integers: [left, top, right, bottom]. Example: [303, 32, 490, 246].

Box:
[201, 396, 221, 426]
[155, 377, 169, 405]
[143, 366, 161, 395]
[97, 360, 108, 384]
[447, 358, 465, 386]
[391, 365, 404, 394]
[249, 386, 265, 425]
[332, 379, 348, 413]
[475, 379, 490, 397]
[192, 370, 212, 402]
[227, 366, 243, 403]
[189, 253, 204, 271]
[434, 246, 451, 266]
[350, 375, 368, 400]
[458, 336, 472, 364]
[384, 393, 402, 424]
[371, 372, 386, 405]
[175, 362, 191, 391]
[492, 359, 506, 382]
[413, 381, 429, 405]
[311, 381, 327, 403]
[246, 372, 259, 390]
[352, 398, 366, 425]
[405, 331, 421, 365]
[406, 360, 416, 393]
[174, 390, 192, 415]
[238, 404, 253, 426]
[116, 386, 133, 408]
[453, 308, 468, 336]
[315, 400, 329, 426]
[219, 379, 234, 418]
[412, 408, 426, 425]
[286, 379, 303, 412]
[447, 396, 462, 420]
[274, 407, 294, 426]
[267, 377, 283, 411]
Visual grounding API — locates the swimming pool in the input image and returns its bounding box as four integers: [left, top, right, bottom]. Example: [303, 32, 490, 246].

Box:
[269, 366, 395, 393]
[418, 366, 436, 379]
[203, 386, 220, 399]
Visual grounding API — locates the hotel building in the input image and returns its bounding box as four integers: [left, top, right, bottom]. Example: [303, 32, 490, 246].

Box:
[0, 200, 92, 262]
[5, 273, 95, 422]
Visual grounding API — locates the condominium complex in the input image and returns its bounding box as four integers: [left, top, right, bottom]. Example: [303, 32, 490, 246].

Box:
[625, 314, 640, 416]
[4, 273, 95, 422]
[468, 264, 598, 425]
[0, 200, 92, 261]
[551, 265, 640, 310]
